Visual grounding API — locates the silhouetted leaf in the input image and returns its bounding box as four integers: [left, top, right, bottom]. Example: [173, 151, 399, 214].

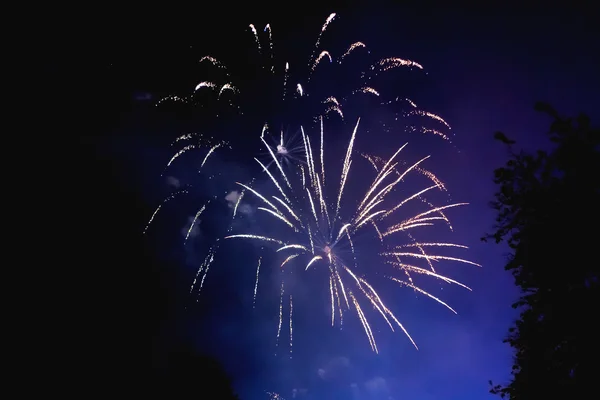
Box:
[534, 101, 559, 118]
[494, 131, 516, 145]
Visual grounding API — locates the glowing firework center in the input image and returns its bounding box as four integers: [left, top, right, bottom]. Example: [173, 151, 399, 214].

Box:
[276, 144, 288, 155]
[322, 244, 333, 263]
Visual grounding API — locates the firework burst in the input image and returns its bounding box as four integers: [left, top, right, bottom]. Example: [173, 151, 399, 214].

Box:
[143, 13, 475, 354]
[224, 119, 479, 353]
[156, 13, 451, 142]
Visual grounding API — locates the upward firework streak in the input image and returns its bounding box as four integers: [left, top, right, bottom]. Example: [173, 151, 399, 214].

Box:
[156, 13, 451, 141]
[225, 120, 479, 353]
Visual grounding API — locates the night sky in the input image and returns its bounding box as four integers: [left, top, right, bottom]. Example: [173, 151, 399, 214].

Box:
[80, 3, 599, 399]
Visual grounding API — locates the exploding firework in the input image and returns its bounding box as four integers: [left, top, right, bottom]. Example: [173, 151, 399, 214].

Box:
[144, 13, 474, 354]
[156, 13, 451, 142]
[224, 119, 478, 353]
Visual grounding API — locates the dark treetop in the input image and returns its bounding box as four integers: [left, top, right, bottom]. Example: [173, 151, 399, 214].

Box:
[484, 103, 600, 398]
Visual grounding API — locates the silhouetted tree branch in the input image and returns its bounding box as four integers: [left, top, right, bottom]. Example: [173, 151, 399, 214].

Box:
[484, 102, 600, 398]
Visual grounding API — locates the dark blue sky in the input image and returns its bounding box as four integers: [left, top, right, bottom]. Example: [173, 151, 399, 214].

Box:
[92, 3, 598, 399]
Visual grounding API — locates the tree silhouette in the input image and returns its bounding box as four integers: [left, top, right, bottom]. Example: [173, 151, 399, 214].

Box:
[153, 345, 240, 398]
[484, 102, 600, 398]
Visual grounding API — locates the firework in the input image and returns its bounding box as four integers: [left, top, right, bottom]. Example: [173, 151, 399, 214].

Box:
[224, 120, 478, 353]
[155, 13, 449, 142]
[143, 188, 189, 234]
[145, 13, 474, 354]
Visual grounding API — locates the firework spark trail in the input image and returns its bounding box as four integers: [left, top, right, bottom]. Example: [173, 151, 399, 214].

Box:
[377, 57, 424, 71]
[361, 144, 407, 206]
[353, 87, 380, 96]
[386, 259, 472, 290]
[172, 133, 197, 145]
[398, 242, 468, 249]
[306, 137, 318, 194]
[249, 24, 261, 53]
[280, 254, 299, 268]
[310, 50, 332, 74]
[155, 95, 186, 106]
[407, 126, 451, 142]
[283, 62, 289, 99]
[339, 41, 366, 63]
[390, 277, 458, 313]
[300, 165, 306, 188]
[261, 129, 292, 188]
[277, 244, 310, 252]
[255, 158, 291, 203]
[218, 83, 237, 98]
[325, 106, 344, 118]
[406, 110, 452, 130]
[327, 264, 344, 326]
[199, 55, 229, 73]
[333, 271, 342, 324]
[364, 153, 449, 219]
[309, 13, 337, 67]
[305, 255, 322, 270]
[190, 246, 217, 295]
[143, 190, 188, 234]
[264, 24, 274, 72]
[276, 280, 284, 350]
[185, 202, 208, 242]
[272, 197, 303, 227]
[224, 121, 476, 351]
[383, 184, 440, 218]
[358, 153, 431, 220]
[235, 181, 283, 216]
[165, 145, 196, 170]
[201, 144, 221, 168]
[289, 295, 293, 357]
[404, 231, 437, 273]
[253, 257, 262, 308]
[194, 81, 216, 91]
[343, 265, 395, 333]
[384, 203, 468, 236]
[353, 267, 417, 349]
[383, 252, 482, 267]
[225, 234, 284, 245]
[303, 129, 315, 185]
[330, 275, 335, 326]
[335, 118, 360, 219]
[322, 98, 344, 119]
[258, 206, 296, 229]
[350, 291, 378, 353]
[320, 116, 325, 185]
[233, 190, 245, 218]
